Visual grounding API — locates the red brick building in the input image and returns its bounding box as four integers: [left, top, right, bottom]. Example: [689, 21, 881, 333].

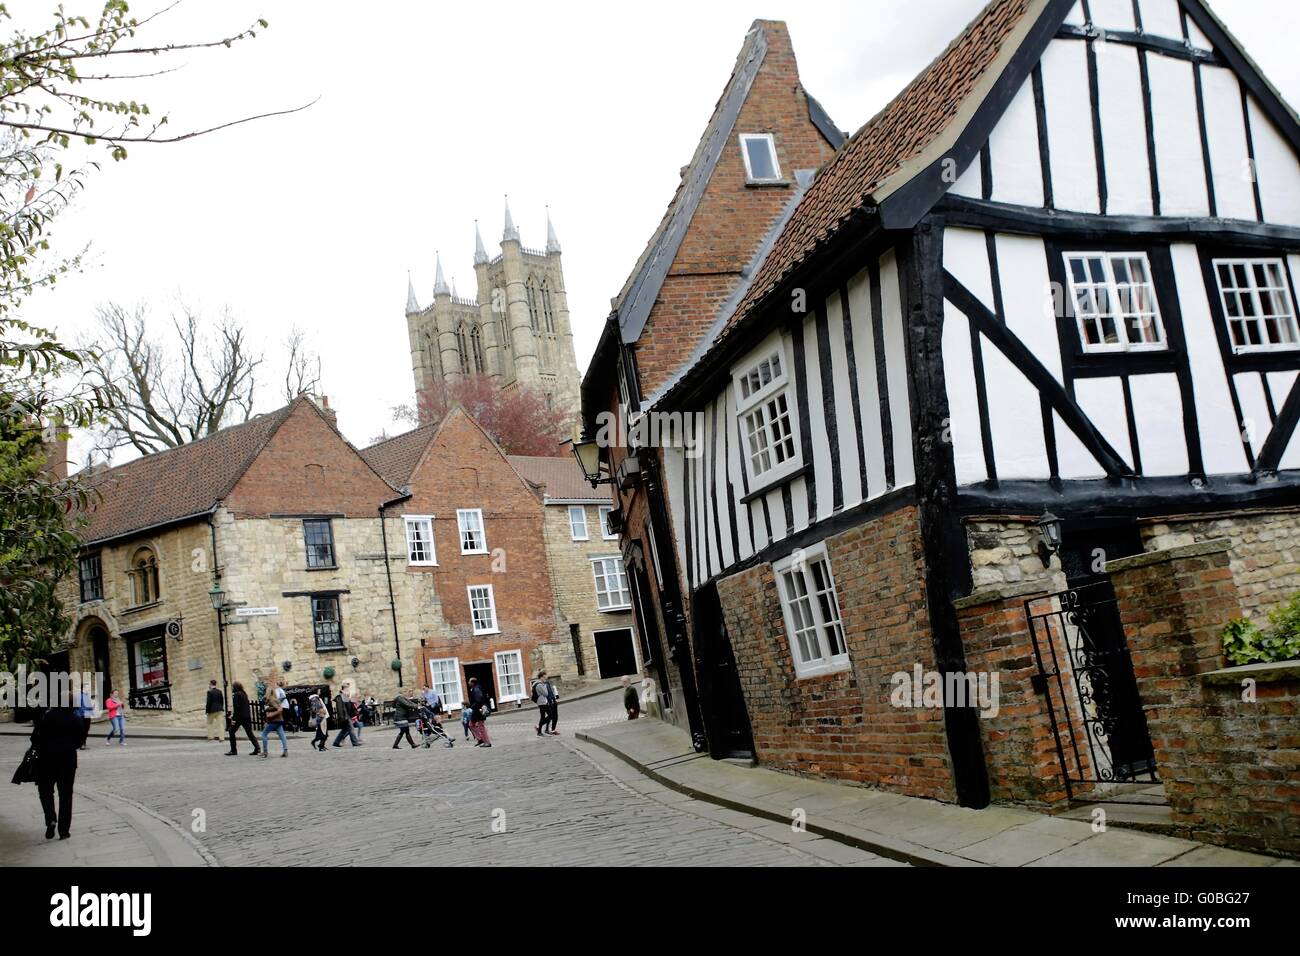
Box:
[580, 19, 843, 748]
[362, 406, 565, 709]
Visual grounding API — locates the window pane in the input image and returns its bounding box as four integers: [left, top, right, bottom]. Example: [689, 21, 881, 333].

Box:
[304, 520, 335, 568]
[744, 136, 777, 180]
[312, 596, 343, 650]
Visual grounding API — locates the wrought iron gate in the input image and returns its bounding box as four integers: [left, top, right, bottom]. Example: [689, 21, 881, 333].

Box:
[1024, 581, 1158, 798]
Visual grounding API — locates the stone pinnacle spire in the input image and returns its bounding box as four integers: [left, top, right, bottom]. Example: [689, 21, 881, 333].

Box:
[434, 253, 450, 297]
[473, 220, 489, 265]
[546, 206, 561, 254]
[406, 272, 420, 314]
[503, 195, 519, 242]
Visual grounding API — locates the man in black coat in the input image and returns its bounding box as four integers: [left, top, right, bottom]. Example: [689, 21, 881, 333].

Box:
[205, 679, 225, 742]
[225, 681, 260, 756]
[31, 704, 82, 840]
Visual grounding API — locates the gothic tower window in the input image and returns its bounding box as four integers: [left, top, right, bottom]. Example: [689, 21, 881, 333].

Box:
[526, 276, 540, 331]
[541, 279, 555, 333]
[470, 323, 484, 373]
[457, 322, 471, 374]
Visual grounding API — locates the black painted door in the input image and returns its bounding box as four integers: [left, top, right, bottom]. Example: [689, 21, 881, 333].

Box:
[1059, 520, 1157, 780]
[595, 628, 638, 678]
[463, 662, 497, 711]
[692, 582, 754, 760]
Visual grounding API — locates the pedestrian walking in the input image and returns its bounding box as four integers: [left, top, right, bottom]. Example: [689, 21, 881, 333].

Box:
[288, 699, 302, 734]
[104, 689, 126, 746]
[422, 682, 445, 733]
[460, 700, 473, 739]
[391, 692, 419, 749]
[622, 676, 640, 719]
[260, 686, 289, 758]
[307, 692, 330, 751]
[31, 698, 82, 841]
[205, 679, 225, 741]
[225, 681, 260, 756]
[332, 683, 361, 747]
[542, 674, 560, 736]
[467, 677, 492, 748]
[74, 687, 93, 749]
[275, 680, 296, 734]
[532, 671, 549, 737]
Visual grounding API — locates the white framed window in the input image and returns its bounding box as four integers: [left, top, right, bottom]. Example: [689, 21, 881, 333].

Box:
[1064, 252, 1166, 353]
[468, 584, 499, 634]
[1212, 258, 1300, 353]
[494, 650, 525, 703]
[428, 657, 463, 710]
[403, 515, 436, 566]
[592, 556, 632, 611]
[739, 132, 781, 183]
[457, 508, 487, 554]
[733, 334, 802, 486]
[568, 505, 589, 541]
[598, 505, 617, 540]
[774, 543, 849, 679]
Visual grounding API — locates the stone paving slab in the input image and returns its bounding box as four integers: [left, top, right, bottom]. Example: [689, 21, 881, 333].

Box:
[578, 719, 1292, 868]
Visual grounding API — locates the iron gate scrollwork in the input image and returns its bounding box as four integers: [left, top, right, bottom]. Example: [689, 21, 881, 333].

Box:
[1025, 581, 1158, 798]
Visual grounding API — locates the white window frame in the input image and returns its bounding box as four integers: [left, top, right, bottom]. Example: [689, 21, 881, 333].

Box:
[457, 508, 488, 554]
[1063, 251, 1167, 354]
[467, 584, 499, 635]
[646, 523, 664, 588]
[1211, 257, 1300, 354]
[591, 555, 632, 612]
[739, 132, 782, 183]
[493, 649, 526, 703]
[427, 656, 463, 710]
[773, 542, 849, 680]
[732, 332, 803, 488]
[402, 515, 437, 566]
[598, 505, 617, 540]
[568, 505, 589, 541]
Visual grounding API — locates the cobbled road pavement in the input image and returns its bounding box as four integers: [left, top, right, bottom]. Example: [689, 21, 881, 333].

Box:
[1, 693, 901, 867]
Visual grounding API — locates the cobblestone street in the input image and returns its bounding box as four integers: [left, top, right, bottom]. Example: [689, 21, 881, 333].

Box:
[1, 694, 900, 867]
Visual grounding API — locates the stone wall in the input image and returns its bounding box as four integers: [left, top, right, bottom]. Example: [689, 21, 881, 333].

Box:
[53, 522, 223, 729]
[964, 516, 1065, 593]
[717, 504, 957, 801]
[1139, 507, 1300, 625]
[540, 502, 636, 682]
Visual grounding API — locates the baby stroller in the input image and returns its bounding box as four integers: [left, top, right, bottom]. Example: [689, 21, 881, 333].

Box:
[417, 705, 453, 748]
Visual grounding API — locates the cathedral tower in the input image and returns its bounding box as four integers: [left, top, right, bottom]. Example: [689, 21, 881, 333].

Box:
[406, 200, 581, 429]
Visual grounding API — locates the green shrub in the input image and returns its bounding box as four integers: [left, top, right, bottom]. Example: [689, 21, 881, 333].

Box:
[1221, 592, 1300, 666]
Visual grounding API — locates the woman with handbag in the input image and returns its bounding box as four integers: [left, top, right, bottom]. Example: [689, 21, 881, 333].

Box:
[259, 686, 289, 758]
[30, 700, 83, 840]
[391, 692, 419, 749]
[467, 677, 493, 748]
[308, 692, 329, 752]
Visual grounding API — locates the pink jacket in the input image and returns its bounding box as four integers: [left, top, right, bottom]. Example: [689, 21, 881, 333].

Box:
[106, 697, 123, 719]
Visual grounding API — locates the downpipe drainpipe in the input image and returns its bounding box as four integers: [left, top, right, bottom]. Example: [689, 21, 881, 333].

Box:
[207, 511, 229, 700]
[378, 493, 411, 687]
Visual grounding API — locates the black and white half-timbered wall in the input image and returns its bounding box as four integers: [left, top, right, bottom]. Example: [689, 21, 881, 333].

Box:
[651, 0, 1300, 812]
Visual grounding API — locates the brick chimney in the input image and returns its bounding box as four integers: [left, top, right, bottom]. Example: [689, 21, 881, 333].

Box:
[313, 394, 338, 429]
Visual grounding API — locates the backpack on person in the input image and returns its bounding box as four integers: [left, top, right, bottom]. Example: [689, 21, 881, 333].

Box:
[531, 680, 545, 704]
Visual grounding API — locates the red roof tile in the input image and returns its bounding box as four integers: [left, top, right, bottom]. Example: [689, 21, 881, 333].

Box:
[507, 456, 615, 503]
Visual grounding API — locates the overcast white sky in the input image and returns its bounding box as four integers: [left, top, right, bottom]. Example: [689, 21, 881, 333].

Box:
[23, 0, 1300, 464]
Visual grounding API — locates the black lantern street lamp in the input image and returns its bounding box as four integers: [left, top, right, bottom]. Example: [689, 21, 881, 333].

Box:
[1035, 510, 1063, 567]
[566, 437, 610, 488]
[207, 580, 227, 612]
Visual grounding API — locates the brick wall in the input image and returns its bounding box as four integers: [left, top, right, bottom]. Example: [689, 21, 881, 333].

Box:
[717, 504, 957, 800]
[1140, 508, 1300, 626]
[1108, 539, 1300, 857]
[632, 21, 838, 395]
[394, 408, 557, 702]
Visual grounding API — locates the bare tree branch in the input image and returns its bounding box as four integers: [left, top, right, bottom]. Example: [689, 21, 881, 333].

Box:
[282, 326, 322, 404]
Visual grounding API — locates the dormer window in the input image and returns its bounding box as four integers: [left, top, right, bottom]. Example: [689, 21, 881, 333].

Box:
[740, 133, 781, 183]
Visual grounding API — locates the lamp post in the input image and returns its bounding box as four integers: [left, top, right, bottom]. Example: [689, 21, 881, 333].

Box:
[565, 436, 610, 488]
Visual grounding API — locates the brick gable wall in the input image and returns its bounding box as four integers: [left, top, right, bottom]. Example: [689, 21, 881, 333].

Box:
[632, 22, 837, 396]
[225, 402, 395, 518]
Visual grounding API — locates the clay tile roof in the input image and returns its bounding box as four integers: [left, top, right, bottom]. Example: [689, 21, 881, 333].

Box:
[507, 456, 615, 503]
[80, 403, 296, 545]
[721, 0, 1034, 339]
[359, 423, 438, 487]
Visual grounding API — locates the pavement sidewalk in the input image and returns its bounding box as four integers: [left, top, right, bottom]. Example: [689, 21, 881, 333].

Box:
[0, 782, 213, 866]
[577, 719, 1297, 868]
